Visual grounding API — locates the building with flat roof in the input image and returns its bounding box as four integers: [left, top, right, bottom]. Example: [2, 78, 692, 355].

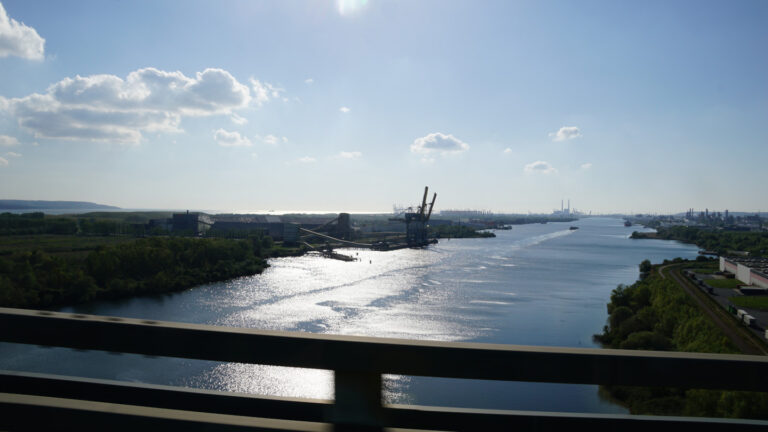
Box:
[720, 257, 768, 289]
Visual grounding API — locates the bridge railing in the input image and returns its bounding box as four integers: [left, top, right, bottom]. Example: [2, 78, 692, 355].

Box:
[1, 307, 767, 431]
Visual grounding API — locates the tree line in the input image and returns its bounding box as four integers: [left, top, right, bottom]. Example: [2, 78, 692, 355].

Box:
[633, 226, 768, 257]
[0, 236, 277, 309]
[594, 260, 768, 419]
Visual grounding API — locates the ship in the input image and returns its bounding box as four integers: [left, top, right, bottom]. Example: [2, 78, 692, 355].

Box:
[569, 226, 579, 230]
[624, 220, 632, 227]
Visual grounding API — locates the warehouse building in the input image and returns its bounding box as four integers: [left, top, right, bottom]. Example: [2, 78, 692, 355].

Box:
[720, 257, 768, 289]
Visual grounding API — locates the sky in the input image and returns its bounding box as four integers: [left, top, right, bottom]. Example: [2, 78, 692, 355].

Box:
[0, 0, 766, 214]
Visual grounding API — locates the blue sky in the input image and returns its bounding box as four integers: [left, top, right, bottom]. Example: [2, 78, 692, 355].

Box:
[1, 0, 766, 214]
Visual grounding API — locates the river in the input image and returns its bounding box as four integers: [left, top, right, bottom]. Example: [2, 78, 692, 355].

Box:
[0, 217, 699, 413]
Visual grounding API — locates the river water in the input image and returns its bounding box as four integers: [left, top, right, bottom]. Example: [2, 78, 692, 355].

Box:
[0, 217, 698, 413]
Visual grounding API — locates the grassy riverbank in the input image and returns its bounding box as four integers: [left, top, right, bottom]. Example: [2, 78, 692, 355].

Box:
[0, 235, 301, 309]
[594, 262, 768, 419]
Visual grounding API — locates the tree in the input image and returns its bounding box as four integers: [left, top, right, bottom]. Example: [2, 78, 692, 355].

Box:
[639, 259, 652, 274]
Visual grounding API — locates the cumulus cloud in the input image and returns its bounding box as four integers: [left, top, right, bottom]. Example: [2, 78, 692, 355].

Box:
[214, 129, 252, 147]
[1, 67, 252, 143]
[524, 160, 557, 174]
[250, 78, 283, 106]
[0, 3, 45, 60]
[339, 106, 350, 113]
[411, 132, 469, 155]
[297, 156, 316, 163]
[0, 157, 7, 166]
[5, 151, 21, 157]
[304, 78, 314, 85]
[503, 147, 512, 154]
[262, 134, 279, 145]
[549, 126, 581, 142]
[335, 151, 362, 159]
[580, 162, 592, 170]
[0, 135, 19, 146]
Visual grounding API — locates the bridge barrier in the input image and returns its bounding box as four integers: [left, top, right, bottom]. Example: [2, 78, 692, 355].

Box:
[1, 307, 767, 431]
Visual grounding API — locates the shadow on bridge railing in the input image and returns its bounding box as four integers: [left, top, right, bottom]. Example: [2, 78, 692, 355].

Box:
[1, 307, 767, 431]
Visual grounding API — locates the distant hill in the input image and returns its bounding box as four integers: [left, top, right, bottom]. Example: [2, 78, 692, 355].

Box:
[0, 200, 120, 211]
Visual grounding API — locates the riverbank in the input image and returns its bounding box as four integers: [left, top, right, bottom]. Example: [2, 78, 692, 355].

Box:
[0, 236, 306, 310]
[631, 226, 768, 258]
[594, 260, 768, 419]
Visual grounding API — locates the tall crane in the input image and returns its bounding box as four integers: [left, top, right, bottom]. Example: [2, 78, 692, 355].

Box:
[402, 186, 437, 246]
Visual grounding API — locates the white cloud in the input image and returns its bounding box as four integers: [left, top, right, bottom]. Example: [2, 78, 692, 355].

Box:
[335, 151, 362, 159]
[0, 156, 7, 166]
[503, 147, 512, 154]
[281, 136, 288, 144]
[2, 67, 252, 144]
[524, 160, 557, 174]
[298, 156, 316, 163]
[262, 134, 279, 145]
[339, 106, 350, 113]
[0, 3, 45, 60]
[5, 151, 21, 157]
[214, 129, 252, 147]
[304, 78, 314, 85]
[411, 132, 469, 155]
[250, 78, 283, 106]
[230, 113, 248, 125]
[549, 126, 581, 142]
[580, 162, 592, 170]
[0, 135, 19, 146]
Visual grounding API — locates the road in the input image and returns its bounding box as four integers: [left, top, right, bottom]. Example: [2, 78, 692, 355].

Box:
[658, 264, 767, 356]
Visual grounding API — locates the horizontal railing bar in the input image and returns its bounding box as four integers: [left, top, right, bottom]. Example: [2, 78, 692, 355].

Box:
[0, 370, 331, 422]
[0, 393, 330, 432]
[1, 307, 767, 391]
[2, 386, 767, 432]
[384, 404, 768, 431]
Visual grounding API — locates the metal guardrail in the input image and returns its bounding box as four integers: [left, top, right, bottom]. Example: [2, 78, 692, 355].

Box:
[1, 307, 767, 431]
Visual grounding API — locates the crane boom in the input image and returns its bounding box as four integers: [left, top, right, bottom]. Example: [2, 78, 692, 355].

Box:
[420, 186, 429, 219]
[425, 192, 437, 222]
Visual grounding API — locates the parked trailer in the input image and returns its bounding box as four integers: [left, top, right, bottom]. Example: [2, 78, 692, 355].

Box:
[737, 309, 747, 320]
[765, 329, 768, 341]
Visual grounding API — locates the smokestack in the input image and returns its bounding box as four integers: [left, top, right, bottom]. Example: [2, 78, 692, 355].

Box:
[561, 200, 563, 212]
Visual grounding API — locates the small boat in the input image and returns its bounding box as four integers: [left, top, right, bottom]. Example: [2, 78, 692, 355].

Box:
[569, 226, 579, 230]
[624, 220, 632, 227]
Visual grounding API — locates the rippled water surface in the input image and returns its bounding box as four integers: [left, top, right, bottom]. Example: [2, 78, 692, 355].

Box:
[0, 217, 698, 412]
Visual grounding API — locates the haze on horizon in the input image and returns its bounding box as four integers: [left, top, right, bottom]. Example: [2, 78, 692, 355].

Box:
[1, 1, 766, 215]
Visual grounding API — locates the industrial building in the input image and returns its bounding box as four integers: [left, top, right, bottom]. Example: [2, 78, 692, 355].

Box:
[210, 220, 299, 243]
[720, 257, 768, 289]
[172, 211, 213, 235]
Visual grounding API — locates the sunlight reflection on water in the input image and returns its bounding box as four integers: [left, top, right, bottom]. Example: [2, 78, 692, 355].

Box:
[183, 247, 483, 400]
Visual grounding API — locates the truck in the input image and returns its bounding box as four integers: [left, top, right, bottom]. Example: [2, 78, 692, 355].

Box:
[743, 315, 755, 327]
